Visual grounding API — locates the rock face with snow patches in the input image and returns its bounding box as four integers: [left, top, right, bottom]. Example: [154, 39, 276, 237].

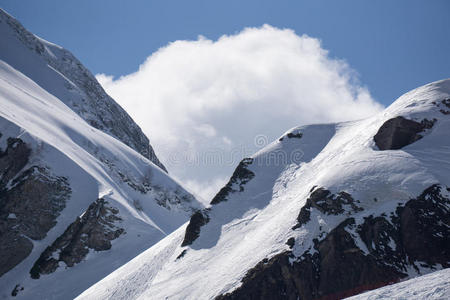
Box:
[0, 9, 165, 171]
[79, 79, 450, 300]
[0, 9, 202, 299]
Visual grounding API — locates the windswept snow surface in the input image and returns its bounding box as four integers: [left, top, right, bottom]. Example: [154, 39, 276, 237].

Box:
[0, 10, 202, 300]
[79, 79, 450, 300]
[346, 268, 450, 300]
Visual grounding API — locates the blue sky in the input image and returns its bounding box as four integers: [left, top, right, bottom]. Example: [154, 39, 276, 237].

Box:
[3, 0, 449, 105]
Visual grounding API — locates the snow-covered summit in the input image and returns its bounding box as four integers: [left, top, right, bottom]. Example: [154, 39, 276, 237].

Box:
[0, 9, 203, 299]
[79, 79, 450, 300]
[0, 8, 166, 171]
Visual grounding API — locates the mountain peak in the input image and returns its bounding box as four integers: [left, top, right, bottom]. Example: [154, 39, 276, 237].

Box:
[0, 8, 166, 172]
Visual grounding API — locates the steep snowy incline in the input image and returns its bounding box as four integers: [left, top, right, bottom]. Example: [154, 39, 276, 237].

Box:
[0, 39, 202, 300]
[0, 8, 166, 171]
[79, 79, 450, 300]
[346, 268, 450, 300]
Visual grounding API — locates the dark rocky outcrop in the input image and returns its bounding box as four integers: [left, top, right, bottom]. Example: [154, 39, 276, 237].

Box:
[210, 158, 255, 205]
[287, 132, 303, 139]
[438, 98, 450, 115]
[181, 209, 211, 247]
[293, 187, 363, 229]
[0, 137, 71, 277]
[374, 116, 436, 150]
[219, 184, 449, 300]
[181, 158, 255, 247]
[30, 198, 124, 279]
[394, 184, 449, 267]
[279, 132, 303, 141]
[218, 219, 401, 300]
[11, 284, 24, 297]
[0, 9, 166, 172]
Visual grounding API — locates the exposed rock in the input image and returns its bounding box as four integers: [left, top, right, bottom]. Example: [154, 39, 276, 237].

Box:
[279, 132, 303, 141]
[0, 232, 33, 278]
[218, 219, 401, 300]
[438, 98, 450, 115]
[176, 249, 188, 260]
[287, 132, 303, 139]
[210, 158, 254, 205]
[181, 209, 210, 247]
[0, 137, 31, 186]
[220, 184, 449, 299]
[181, 158, 255, 247]
[11, 284, 24, 297]
[293, 187, 363, 230]
[30, 198, 124, 279]
[286, 237, 295, 249]
[0, 136, 71, 277]
[395, 184, 449, 267]
[0, 9, 166, 171]
[374, 116, 436, 150]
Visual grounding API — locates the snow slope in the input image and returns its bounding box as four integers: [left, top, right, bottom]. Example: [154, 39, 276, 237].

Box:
[0, 8, 166, 170]
[346, 268, 450, 300]
[78, 79, 450, 299]
[0, 10, 202, 300]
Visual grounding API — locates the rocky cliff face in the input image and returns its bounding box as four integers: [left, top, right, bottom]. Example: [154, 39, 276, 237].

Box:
[0, 135, 71, 277]
[218, 184, 449, 300]
[0, 8, 166, 172]
[30, 198, 124, 279]
[0, 9, 202, 299]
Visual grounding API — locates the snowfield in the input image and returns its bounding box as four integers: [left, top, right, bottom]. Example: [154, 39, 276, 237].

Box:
[346, 268, 450, 300]
[78, 78, 450, 300]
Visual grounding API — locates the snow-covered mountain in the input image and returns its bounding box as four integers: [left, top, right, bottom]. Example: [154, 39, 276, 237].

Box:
[345, 268, 450, 300]
[0, 9, 166, 171]
[79, 79, 450, 300]
[0, 9, 202, 299]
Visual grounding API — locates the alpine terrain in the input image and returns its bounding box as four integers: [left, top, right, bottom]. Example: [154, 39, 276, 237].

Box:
[79, 78, 450, 300]
[0, 9, 202, 299]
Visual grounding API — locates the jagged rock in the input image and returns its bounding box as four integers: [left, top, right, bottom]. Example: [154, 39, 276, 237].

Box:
[181, 158, 255, 247]
[287, 132, 303, 139]
[279, 132, 303, 141]
[181, 209, 210, 247]
[395, 184, 449, 267]
[218, 219, 401, 300]
[0, 136, 71, 277]
[30, 198, 124, 279]
[210, 158, 254, 205]
[374, 116, 436, 150]
[0, 10, 166, 171]
[438, 98, 450, 115]
[220, 185, 449, 300]
[0, 137, 31, 186]
[293, 187, 363, 229]
[11, 284, 24, 297]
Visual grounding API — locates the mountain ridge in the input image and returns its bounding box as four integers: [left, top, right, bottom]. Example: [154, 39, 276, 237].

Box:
[0, 9, 202, 299]
[79, 79, 450, 300]
[0, 8, 166, 172]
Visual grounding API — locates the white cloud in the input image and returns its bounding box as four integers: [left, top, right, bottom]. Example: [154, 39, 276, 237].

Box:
[96, 25, 383, 203]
